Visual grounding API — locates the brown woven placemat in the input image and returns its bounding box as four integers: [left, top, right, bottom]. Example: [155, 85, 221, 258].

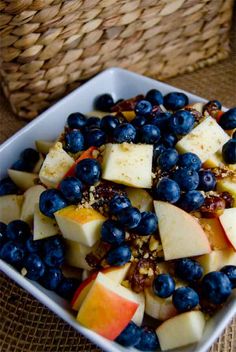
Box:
[1, 9, 236, 352]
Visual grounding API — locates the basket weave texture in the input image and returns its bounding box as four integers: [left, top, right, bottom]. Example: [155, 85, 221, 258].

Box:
[0, 0, 234, 120]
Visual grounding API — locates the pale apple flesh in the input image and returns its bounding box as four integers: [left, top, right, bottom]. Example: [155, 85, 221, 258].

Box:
[21, 185, 46, 224]
[33, 204, 59, 240]
[196, 248, 236, 274]
[219, 208, 236, 249]
[198, 217, 231, 250]
[8, 169, 38, 191]
[154, 201, 211, 260]
[156, 311, 205, 351]
[0, 194, 24, 224]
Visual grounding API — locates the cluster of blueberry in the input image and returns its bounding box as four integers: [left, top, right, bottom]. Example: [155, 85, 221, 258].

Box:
[0, 220, 79, 300]
[39, 158, 101, 217]
[100, 194, 158, 266]
[152, 258, 236, 311]
[153, 151, 216, 211]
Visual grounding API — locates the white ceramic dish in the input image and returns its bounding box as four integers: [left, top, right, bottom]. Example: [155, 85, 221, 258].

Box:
[0, 67, 235, 352]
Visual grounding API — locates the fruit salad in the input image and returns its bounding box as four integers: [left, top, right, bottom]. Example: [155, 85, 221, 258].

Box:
[0, 89, 236, 351]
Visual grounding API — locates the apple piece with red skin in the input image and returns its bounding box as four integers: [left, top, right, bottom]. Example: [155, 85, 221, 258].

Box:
[154, 201, 211, 260]
[71, 263, 131, 311]
[219, 208, 236, 250]
[76, 272, 139, 340]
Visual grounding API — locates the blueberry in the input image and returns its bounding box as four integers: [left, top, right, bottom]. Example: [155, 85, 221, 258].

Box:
[0, 222, 7, 246]
[11, 159, 30, 172]
[65, 130, 84, 153]
[85, 128, 106, 147]
[153, 274, 175, 298]
[23, 254, 45, 281]
[101, 220, 125, 245]
[0, 241, 25, 267]
[109, 194, 131, 215]
[117, 207, 141, 230]
[113, 123, 136, 143]
[139, 124, 161, 144]
[39, 189, 68, 218]
[153, 144, 166, 164]
[135, 100, 152, 116]
[222, 139, 236, 164]
[157, 148, 178, 171]
[86, 117, 101, 129]
[175, 258, 203, 282]
[161, 132, 177, 148]
[220, 265, 236, 288]
[0, 177, 18, 196]
[154, 178, 180, 203]
[75, 158, 101, 186]
[116, 321, 141, 347]
[172, 167, 199, 191]
[131, 115, 147, 128]
[219, 108, 236, 130]
[152, 112, 172, 131]
[41, 267, 62, 290]
[198, 170, 216, 191]
[94, 94, 114, 112]
[6, 220, 31, 243]
[25, 235, 42, 254]
[42, 236, 65, 267]
[169, 110, 195, 135]
[100, 115, 120, 132]
[134, 326, 160, 351]
[106, 244, 131, 266]
[164, 92, 189, 110]
[67, 112, 87, 129]
[178, 152, 202, 171]
[60, 177, 83, 203]
[56, 277, 80, 300]
[136, 211, 158, 236]
[146, 89, 163, 106]
[20, 148, 39, 170]
[201, 271, 232, 305]
[177, 190, 204, 212]
[172, 287, 199, 312]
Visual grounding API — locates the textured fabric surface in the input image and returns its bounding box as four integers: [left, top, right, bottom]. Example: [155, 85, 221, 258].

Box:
[0, 8, 236, 352]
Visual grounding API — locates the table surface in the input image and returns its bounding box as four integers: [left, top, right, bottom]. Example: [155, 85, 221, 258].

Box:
[0, 10, 236, 352]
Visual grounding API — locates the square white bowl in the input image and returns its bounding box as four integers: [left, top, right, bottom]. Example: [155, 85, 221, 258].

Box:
[0, 67, 235, 352]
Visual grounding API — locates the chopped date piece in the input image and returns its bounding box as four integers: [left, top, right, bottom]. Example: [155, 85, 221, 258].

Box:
[219, 191, 234, 208]
[200, 195, 226, 218]
[203, 100, 222, 118]
[85, 241, 111, 269]
[111, 95, 144, 113]
[128, 259, 156, 293]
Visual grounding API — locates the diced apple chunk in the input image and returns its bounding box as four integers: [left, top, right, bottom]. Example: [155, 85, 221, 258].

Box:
[219, 208, 236, 249]
[197, 248, 236, 274]
[102, 143, 153, 188]
[0, 195, 24, 224]
[176, 116, 229, 162]
[154, 201, 211, 260]
[156, 311, 205, 351]
[64, 239, 96, 270]
[198, 218, 231, 250]
[125, 187, 153, 211]
[21, 185, 46, 224]
[8, 169, 38, 191]
[33, 204, 59, 240]
[39, 142, 74, 188]
[55, 205, 106, 247]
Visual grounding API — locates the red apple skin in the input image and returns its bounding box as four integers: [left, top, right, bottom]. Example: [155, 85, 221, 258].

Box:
[71, 266, 130, 310]
[77, 281, 138, 340]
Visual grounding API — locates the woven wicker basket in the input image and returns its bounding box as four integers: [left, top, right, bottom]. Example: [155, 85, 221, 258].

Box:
[0, 0, 234, 120]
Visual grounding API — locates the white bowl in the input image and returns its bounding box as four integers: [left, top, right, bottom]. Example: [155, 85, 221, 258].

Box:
[0, 67, 235, 352]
